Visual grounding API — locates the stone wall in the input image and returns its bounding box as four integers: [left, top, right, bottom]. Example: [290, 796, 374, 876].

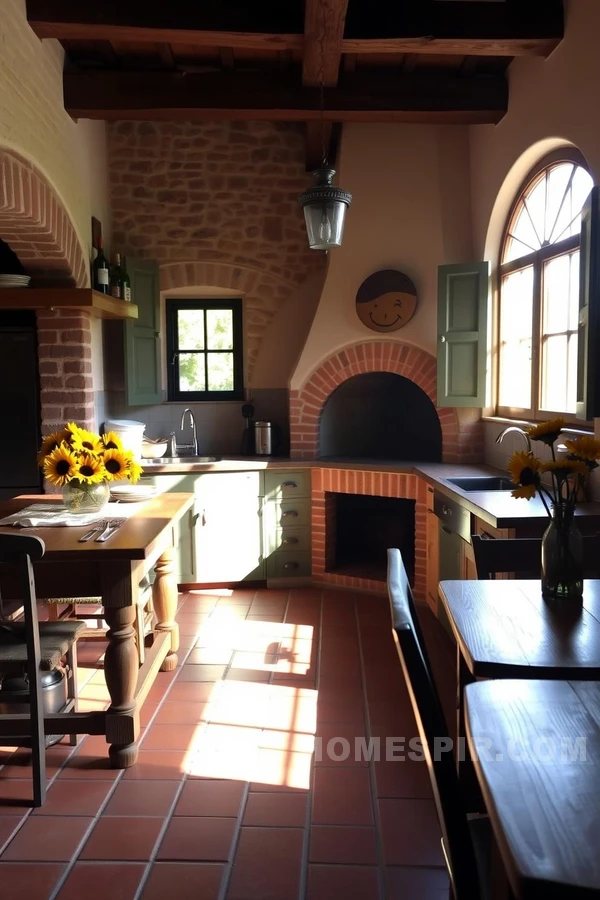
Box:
[107, 120, 326, 383]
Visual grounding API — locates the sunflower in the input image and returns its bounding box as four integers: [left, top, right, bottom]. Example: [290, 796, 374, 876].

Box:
[37, 429, 70, 464]
[69, 427, 104, 454]
[540, 459, 588, 479]
[526, 417, 566, 446]
[564, 436, 600, 466]
[127, 458, 143, 483]
[74, 453, 106, 484]
[508, 451, 542, 500]
[102, 431, 124, 451]
[43, 443, 78, 486]
[102, 448, 130, 481]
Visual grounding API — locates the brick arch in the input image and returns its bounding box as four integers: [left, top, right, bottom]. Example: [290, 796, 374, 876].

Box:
[290, 340, 482, 462]
[0, 148, 87, 287]
[161, 261, 298, 383]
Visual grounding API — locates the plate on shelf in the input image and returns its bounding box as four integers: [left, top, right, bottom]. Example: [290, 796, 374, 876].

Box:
[0, 275, 31, 287]
[110, 483, 157, 503]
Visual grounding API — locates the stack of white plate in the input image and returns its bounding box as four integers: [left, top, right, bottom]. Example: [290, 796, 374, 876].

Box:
[110, 483, 157, 503]
[0, 274, 31, 288]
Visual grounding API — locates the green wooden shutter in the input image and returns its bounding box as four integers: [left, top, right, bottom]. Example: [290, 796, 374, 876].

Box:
[576, 185, 600, 420]
[437, 261, 489, 407]
[125, 258, 162, 406]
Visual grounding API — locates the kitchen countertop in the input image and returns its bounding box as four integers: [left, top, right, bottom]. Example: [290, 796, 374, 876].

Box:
[141, 457, 600, 529]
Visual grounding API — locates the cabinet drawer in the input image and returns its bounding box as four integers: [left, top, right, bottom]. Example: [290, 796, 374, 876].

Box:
[265, 470, 310, 500]
[267, 551, 311, 579]
[265, 525, 311, 556]
[267, 499, 311, 528]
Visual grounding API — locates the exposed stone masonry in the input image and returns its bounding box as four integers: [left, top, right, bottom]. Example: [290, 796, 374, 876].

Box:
[108, 120, 326, 381]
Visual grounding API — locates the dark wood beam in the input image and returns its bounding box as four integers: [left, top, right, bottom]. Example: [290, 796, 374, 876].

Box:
[343, 0, 563, 58]
[302, 0, 349, 87]
[63, 70, 508, 124]
[26, 0, 304, 50]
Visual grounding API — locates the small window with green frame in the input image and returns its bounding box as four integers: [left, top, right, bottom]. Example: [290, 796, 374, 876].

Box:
[166, 298, 244, 400]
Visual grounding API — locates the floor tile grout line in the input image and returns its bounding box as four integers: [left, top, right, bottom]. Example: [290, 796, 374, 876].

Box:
[298, 587, 323, 900]
[354, 598, 387, 900]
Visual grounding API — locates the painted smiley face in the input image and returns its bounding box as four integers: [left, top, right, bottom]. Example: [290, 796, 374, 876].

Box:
[356, 291, 417, 333]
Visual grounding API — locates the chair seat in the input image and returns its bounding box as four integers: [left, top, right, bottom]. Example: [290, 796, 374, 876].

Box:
[0, 621, 86, 670]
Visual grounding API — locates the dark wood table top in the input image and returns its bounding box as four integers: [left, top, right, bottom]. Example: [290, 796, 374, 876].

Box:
[439, 579, 600, 679]
[465, 679, 600, 899]
[0, 493, 194, 560]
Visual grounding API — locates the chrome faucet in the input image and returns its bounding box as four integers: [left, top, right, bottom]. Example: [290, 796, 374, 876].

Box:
[180, 408, 199, 456]
[495, 425, 532, 452]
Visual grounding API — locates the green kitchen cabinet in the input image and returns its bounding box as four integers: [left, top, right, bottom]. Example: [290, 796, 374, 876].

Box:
[263, 471, 312, 580]
[140, 474, 199, 583]
[125, 258, 162, 406]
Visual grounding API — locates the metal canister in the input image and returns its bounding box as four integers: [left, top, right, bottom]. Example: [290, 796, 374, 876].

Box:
[254, 421, 272, 455]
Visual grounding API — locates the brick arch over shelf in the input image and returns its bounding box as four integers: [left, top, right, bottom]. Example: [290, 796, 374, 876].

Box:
[0, 148, 87, 287]
[161, 261, 300, 384]
[290, 341, 483, 463]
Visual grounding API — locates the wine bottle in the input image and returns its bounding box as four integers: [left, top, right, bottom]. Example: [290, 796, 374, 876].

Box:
[110, 253, 123, 299]
[121, 256, 132, 302]
[92, 236, 110, 294]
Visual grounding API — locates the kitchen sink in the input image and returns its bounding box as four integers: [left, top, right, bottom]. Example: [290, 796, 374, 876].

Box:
[143, 456, 220, 465]
[447, 476, 514, 492]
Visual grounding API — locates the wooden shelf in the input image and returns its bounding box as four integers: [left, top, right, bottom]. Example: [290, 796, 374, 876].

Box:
[0, 288, 138, 320]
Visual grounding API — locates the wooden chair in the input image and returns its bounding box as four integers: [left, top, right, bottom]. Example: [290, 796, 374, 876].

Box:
[471, 534, 600, 580]
[387, 548, 494, 900]
[0, 534, 85, 806]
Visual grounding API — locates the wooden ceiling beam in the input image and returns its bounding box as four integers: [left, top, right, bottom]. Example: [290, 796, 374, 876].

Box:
[63, 70, 508, 124]
[302, 0, 349, 87]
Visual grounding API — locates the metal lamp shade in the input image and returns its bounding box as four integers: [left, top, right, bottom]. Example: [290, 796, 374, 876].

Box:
[298, 167, 352, 250]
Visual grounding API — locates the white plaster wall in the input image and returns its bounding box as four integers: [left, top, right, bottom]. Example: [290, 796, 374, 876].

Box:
[291, 123, 474, 389]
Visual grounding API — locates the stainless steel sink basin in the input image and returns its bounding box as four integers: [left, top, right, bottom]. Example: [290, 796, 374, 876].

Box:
[143, 456, 220, 465]
[447, 476, 514, 492]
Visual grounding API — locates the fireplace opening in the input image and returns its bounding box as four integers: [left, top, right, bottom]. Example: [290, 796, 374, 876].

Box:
[319, 372, 442, 461]
[328, 493, 415, 583]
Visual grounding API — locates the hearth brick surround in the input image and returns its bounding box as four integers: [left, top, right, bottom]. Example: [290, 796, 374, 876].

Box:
[290, 341, 483, 463]
[0, 147, 94, 435]
[311, 468, 427, 597]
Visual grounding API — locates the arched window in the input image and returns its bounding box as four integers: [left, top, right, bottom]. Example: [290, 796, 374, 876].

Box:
[497, 151, 593, 419]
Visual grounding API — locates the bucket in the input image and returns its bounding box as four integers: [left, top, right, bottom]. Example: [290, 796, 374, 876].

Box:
[103, 418, 146, 460]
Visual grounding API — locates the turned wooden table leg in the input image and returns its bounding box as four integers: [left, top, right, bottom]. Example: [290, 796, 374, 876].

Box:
[153, 546, 179, 672]
[104, 604, 139, 767]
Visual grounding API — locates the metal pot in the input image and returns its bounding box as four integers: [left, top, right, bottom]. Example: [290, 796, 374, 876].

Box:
[0, 666, 68, 746]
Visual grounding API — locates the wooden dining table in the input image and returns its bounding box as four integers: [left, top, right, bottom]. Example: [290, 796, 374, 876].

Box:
[465, 678, 600, 899]
[0, 492, 194, 767]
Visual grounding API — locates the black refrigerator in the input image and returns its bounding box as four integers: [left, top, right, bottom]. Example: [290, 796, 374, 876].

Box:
[0, 310, 42, 499]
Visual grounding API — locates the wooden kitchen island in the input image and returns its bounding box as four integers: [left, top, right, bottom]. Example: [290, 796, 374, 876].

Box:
[0, 492, 194, 768]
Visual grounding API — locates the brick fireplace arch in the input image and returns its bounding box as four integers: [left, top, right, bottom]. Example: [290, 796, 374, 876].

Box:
[290, 340, 482, 462]
[0, 148, 94, 435]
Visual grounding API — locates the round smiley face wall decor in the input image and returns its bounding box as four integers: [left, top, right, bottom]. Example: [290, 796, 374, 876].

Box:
[355, 269, 418, 333]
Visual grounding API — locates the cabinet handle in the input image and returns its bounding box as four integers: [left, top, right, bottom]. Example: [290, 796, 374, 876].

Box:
[283, 561, 299, 570]
[281, 481, 298, 489]
[441, 504, 453, 516]
[192, 512, 200, 526]
[282, 510, 298, 518]
[282, 537, 298, 545]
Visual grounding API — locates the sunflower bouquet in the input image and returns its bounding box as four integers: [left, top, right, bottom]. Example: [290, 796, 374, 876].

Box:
[507, 418, 600, 599]
[38, 423, 142, 512]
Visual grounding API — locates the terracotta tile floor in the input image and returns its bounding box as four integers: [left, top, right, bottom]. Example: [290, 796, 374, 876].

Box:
[0, 588, 455, 900]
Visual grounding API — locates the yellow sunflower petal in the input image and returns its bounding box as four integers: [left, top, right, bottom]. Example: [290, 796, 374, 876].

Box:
[511, 484, 537, 500]
[70, 428, 104, 454]
[540, 459, 588, 476]
[37, 430, 70, 465]
[102, 431, 125, 451]
[42, 443, 78, 486]
[102, 448, 130, 481]
[507, 450, 541, 485]
[74, 453, 106, 485]
[127, 459, 143, 483]
[526, 418, 565, 445]
[564, 436, 600, 463]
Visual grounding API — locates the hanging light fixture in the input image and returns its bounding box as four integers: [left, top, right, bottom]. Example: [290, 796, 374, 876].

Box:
[298, 84, 352, 250]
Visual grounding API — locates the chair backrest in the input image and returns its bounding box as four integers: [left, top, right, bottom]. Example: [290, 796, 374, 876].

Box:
[471, 533, 600, 580]
[387, 548, 482, 900]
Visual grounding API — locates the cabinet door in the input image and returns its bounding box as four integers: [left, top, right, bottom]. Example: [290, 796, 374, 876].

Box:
[425, 508, 440, 614]
[143, 474, 198, 583]
[195, 472, 264, 582]
[125, 258, 162, 405]
[576, 185, 600, 419]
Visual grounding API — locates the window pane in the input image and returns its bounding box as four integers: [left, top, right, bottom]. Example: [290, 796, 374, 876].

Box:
[206, 309, 233, 350]
[543, 254, 570, 334]
[179, 353, 206, 391]
[178, 310, 204, 350]
[569, 252, 580, 330]
[541, 334, 568, 412]
[207, 352, 234, 391]
[498, 267, 534, 409]
[567, 333, 578, 413]
[510, 207, 540, 254]
[545, 164, 573, 242]
[524, 179, 546, 246]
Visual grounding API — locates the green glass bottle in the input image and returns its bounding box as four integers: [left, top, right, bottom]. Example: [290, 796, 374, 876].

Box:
[92, 235, 109, 294]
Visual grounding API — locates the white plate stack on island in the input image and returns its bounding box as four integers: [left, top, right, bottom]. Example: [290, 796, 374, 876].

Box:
[0, 274, 31, 288]
[110, 483, 157, 503]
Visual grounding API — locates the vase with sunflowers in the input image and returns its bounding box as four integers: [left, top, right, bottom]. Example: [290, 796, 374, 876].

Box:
[37, 423, 142, 514]
[508, 419, 600, 602]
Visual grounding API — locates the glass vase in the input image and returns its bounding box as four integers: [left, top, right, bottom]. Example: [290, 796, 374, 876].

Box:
[541, 503, 584, 602]
[62, 479, 110, 515]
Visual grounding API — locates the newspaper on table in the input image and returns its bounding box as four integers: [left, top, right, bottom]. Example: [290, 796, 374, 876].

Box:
[0, 503, 118, 528]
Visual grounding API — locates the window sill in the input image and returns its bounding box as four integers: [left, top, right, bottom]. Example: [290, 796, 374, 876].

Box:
[482, 415, 593, 436]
